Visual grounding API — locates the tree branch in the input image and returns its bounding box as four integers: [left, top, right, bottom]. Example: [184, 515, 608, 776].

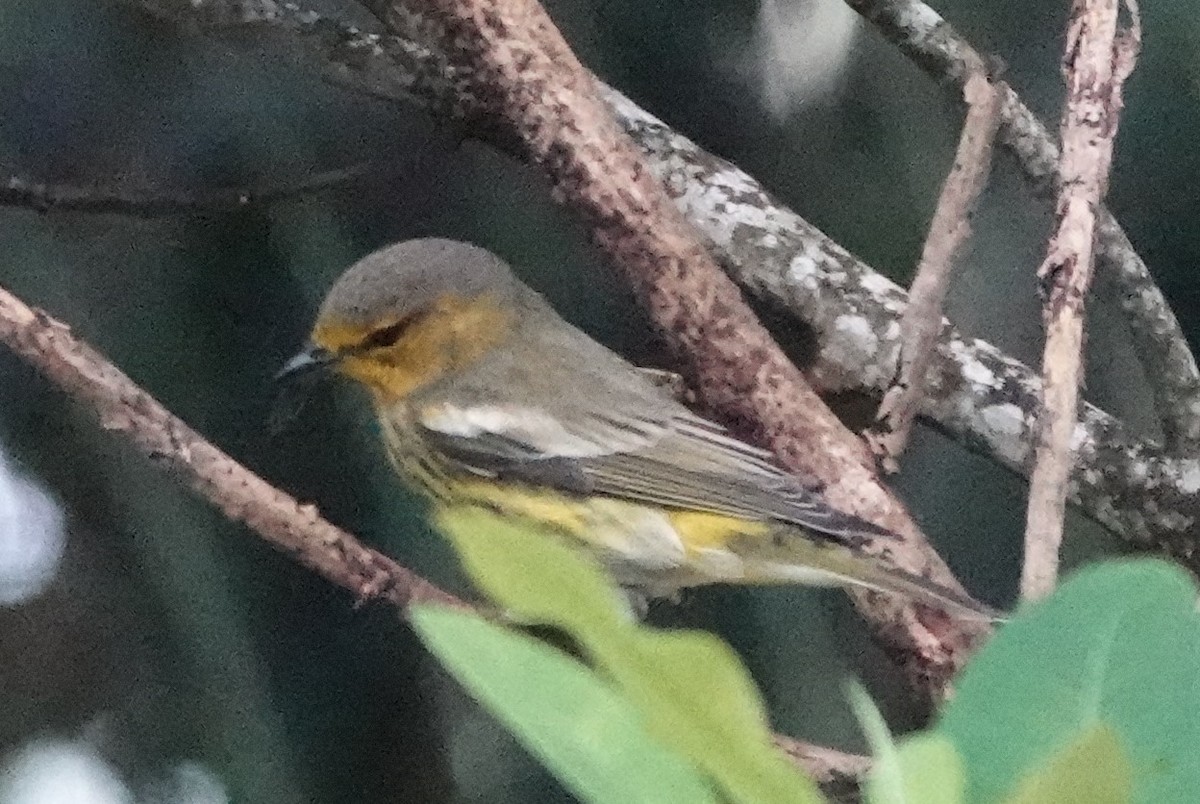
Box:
[75, 0, 1200, 582]
[1022, 0, 1140, 601]
[774, 735, 872, 802]
[845, 0, 1200, 455]
[0, 280, 870, 791]
[0, 287, 466, 610]
[365, 0, 990, 698]
[868, 70, 1002, 470]
[615, 92, 1200, 574]
[0, 162, 379, 215]
[109, 0, 994, 699]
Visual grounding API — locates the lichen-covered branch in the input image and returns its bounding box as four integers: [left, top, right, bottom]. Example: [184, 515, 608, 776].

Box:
[844, 0, 1200, 455]
[869, 70, 1002, 470]
[613, 90, 1200, 567]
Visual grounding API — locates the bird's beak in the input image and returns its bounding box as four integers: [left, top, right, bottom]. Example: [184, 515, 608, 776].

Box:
[275, 343, 336, 383]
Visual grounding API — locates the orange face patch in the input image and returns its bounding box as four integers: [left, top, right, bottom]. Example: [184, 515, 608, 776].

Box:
[312, 293, 514, 403]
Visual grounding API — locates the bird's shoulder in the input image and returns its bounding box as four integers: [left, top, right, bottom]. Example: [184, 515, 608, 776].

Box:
[413, 311, 683, 449]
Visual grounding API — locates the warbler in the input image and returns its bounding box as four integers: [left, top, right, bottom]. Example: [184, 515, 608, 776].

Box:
[279, 238, 995, 619]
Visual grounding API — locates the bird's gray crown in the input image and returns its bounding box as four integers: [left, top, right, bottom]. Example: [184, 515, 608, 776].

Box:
[318, 238, 519, 326]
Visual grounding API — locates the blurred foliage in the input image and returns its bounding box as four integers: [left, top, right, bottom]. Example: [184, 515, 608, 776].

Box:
[850, 685, 965, 804]
[865, 731, 965, 804]
[856, 560, 1200, 803]
[938, 560, 1200, 803]
[435, 508, 820, 804]
[1, 0, 1199, 801]
[411, 606, 722, 804]
[1000, 725, 1130, 804]
[420, 513, 1198, 804]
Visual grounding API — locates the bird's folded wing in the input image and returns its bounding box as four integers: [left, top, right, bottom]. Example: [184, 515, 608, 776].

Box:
[417, 401, 897, 547]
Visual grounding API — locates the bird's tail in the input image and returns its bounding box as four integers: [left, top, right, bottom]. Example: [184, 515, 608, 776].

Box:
[736, 528, 1003, 622]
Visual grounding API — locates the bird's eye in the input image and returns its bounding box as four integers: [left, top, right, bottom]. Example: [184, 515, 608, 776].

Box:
[361, 315, 417, 350]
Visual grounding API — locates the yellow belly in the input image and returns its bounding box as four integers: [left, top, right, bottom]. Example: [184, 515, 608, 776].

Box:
[377, 411, 770, 592]
[445, 477, 771, 592]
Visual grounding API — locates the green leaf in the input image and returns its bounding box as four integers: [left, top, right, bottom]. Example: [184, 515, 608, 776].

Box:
[1001, 724, 1132, 804]
[938, 559, 1200, 803]
[605, 628, 819, 804]
[411, 605, 719, 804]
[435, 507, 629, 638]
[850, 684, 963, 804]
[437, 507, 824, 804]
[890, 734, 965, 804]
[848, 682, 905, 804]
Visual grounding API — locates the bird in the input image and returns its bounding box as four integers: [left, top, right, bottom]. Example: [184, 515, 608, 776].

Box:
[278, 237, 997, 620]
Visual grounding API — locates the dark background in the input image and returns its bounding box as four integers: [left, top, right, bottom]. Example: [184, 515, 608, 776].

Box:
[0, 0, 1192, 801]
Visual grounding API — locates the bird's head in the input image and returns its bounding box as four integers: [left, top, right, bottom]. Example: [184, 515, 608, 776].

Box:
[278, 238, 520, 402]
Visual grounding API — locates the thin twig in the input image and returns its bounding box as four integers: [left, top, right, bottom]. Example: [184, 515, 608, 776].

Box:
[1022, 0, 1140, 602]
[361, 0, 990, 699]
[0, 280, 870, 788]
[869, 70, 1002, 470]
[0, 162, 378, 216]
[845, 0, 1200, 455]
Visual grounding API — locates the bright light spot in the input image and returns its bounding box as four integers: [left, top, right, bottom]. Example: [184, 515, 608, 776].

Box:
[1178, 460, 1200, 495]
[0, 740, 132, 804]
[0, 446, 66, 605]
[747, 0, 858, 119]
[145, 761, 230, 804]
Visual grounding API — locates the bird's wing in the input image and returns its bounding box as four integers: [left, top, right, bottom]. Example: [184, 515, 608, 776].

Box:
[415, 398, 896, 547]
